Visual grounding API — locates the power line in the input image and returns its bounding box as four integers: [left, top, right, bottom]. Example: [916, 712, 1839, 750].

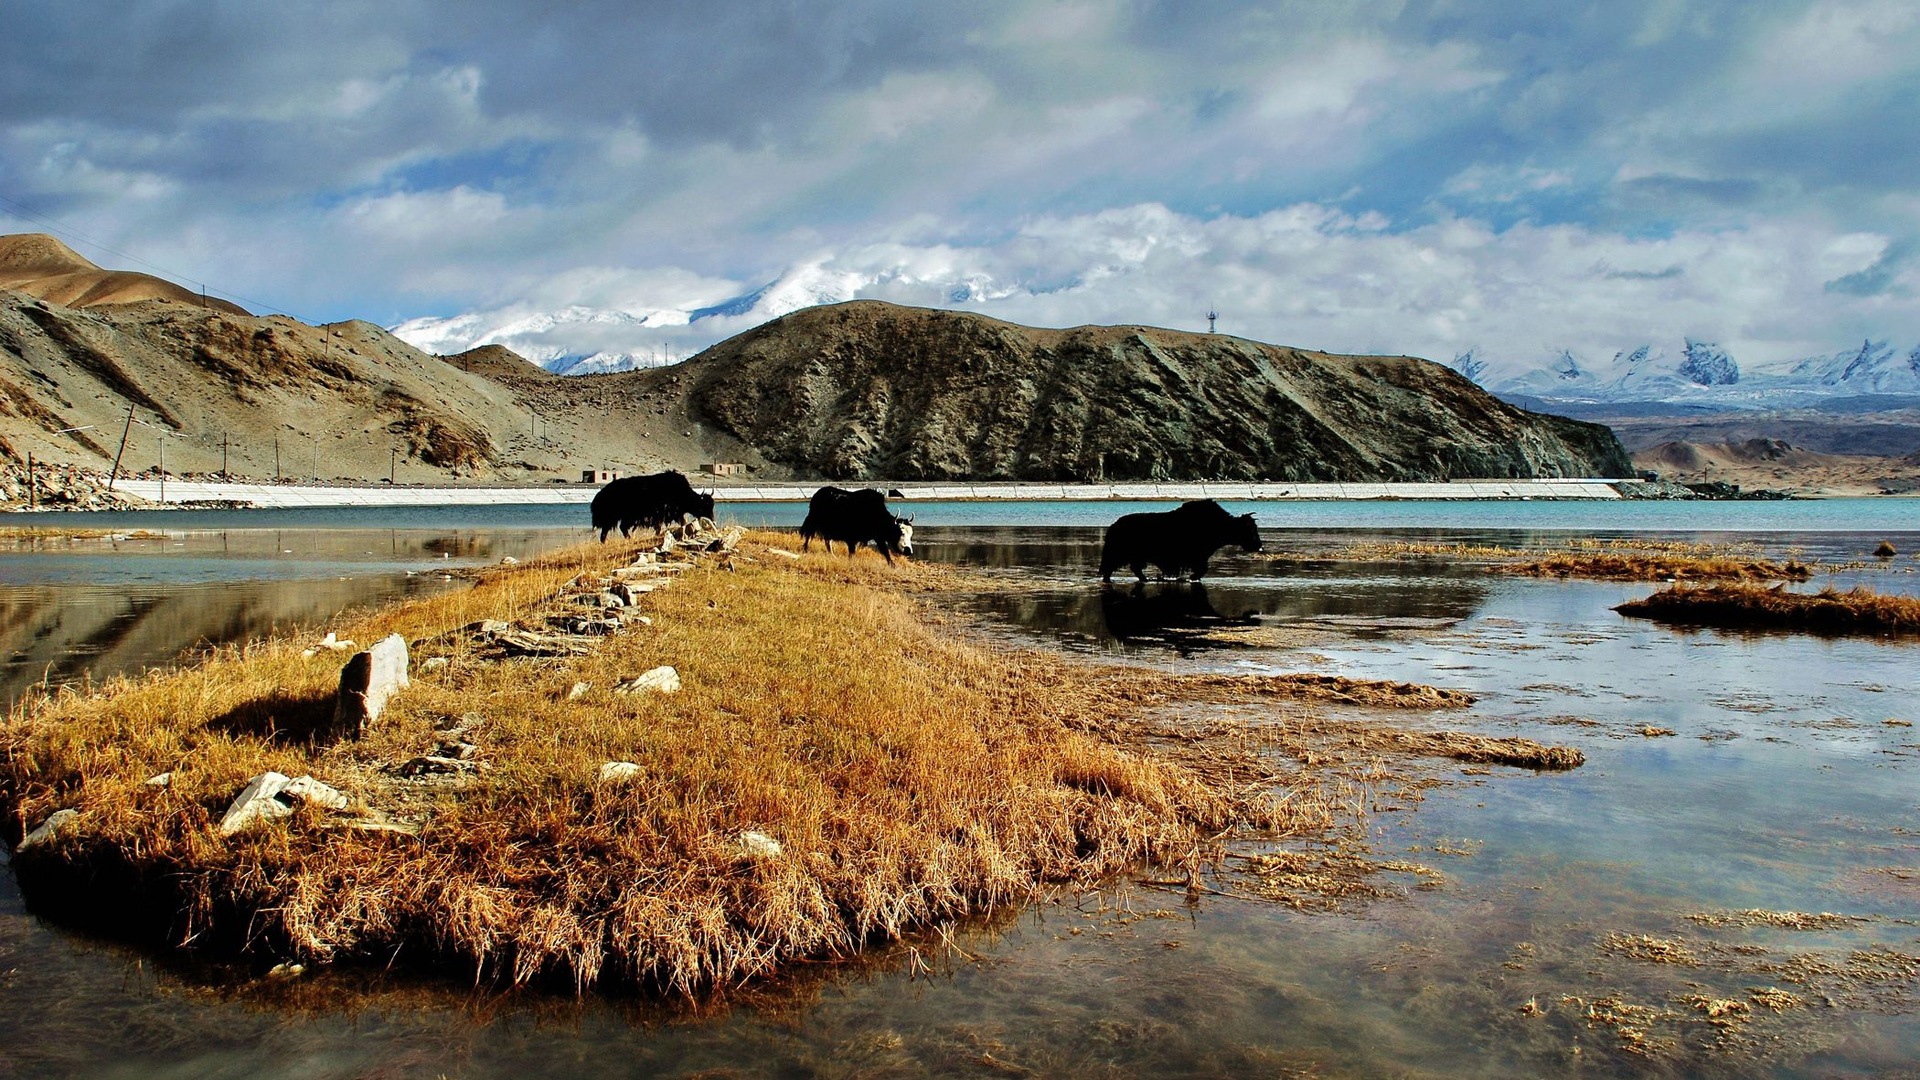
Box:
[0, 191, 319, 323]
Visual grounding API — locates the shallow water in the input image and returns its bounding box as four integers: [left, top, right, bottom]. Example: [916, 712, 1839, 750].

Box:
[3, 508, 1919, 1077]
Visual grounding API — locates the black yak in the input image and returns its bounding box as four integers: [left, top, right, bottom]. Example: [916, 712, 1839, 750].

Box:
[800, 486, 913, 563]
[1098, 499, 1261, 582]
[590, 471, 716, 541]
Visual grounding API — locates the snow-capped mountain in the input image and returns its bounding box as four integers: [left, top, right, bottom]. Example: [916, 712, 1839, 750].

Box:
[391, 262, 880, 375]
[1469, 338, 1920, 408]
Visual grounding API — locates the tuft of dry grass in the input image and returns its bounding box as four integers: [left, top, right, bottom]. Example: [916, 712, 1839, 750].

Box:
[1279, 538, 1814, 582]
[1615, 583, 1920, 637]
[1363, 730, 1585, 770]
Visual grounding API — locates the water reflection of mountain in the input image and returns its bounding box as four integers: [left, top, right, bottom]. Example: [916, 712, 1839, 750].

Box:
[0, 576, 457, 705]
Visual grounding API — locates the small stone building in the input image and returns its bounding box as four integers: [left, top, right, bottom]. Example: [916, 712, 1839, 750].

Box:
[702, 462, 745, 477]
[582, 468, 621, 484]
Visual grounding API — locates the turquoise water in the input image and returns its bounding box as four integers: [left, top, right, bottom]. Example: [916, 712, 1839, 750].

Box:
[2, 506, 1918, 1077]
[15, 494, 1920, 533]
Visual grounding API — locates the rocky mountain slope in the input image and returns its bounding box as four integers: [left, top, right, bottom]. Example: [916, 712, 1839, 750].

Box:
[679, 301, 1630, 481]
[0, 233, 1630, 484]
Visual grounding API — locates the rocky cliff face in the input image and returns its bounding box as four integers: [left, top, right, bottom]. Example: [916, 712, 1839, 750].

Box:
[686, 301, 1631, 481]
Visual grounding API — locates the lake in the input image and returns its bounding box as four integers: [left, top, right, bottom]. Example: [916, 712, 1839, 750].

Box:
[2, 499, 1918, 1077]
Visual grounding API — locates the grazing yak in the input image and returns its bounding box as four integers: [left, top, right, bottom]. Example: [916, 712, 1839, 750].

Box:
[800, 486, 913, 563]
[591, 471, 716, 541]
[1098, 499, 1261, 582]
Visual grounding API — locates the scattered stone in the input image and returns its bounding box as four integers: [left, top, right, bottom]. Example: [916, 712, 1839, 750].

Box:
[500, 555, 519, 565]
[567, 681, 591, 701]
[144, 771, 172, 788]
[615, 666, 681, 694]
[1639, 725, 1677, 737]
[466, 619, 510, 635]
[419, 656, 450, 673]
[737, 830, 783, 859]
[492, 629, 593, 657]
[610, 582, 650, 605]
[767, 548, 802, 560]
[331, 633, 410, 741]
[219, 772, 351, 836]
[16, 808, 79, 852]
[301, 631, 357, 657]
[709, 526, 747, 553]
[267, 962, 306, 979]
[397, 755, 477, 777]
[596, 591, 628, 608]
[599, 761, 644, 783]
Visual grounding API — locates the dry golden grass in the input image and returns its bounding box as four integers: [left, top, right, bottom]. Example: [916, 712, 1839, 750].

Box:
[0, 532, 1304, 994]
[1614, 583, 1920, 636]
[1282, 538, 1813, 582]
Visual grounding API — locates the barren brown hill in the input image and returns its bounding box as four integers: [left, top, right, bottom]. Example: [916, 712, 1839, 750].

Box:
[1633, 437, 1920, 496]
[0, 234, 249, 316]
[679, 301, 1631, 481]
[0, 289, 730, 482]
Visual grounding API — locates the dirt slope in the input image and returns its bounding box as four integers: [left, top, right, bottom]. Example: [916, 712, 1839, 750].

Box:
[0, 234, 249, 316]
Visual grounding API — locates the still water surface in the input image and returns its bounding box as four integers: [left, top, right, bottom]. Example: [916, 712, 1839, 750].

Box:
[3, 501, 1918, 1077]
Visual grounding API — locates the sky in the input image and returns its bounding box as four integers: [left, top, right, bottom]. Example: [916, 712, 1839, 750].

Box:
[3, 0, 1918, 374]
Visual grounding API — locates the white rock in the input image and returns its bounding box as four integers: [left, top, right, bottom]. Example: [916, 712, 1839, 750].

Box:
[767, 548, 802, 560]
[144, 772, 172, 788]
[737, 830, 783, 859]
[616, 666, 680, 695]
[219, 772, 351, 836]
[332, 633, 410, 740]
[599, 761, 644, 783]
[419, 656, 449, 673]
[16, 808, 79, 852]
[281, 775, 351, 811]
[567, 681, 591, 700]
[500, 555, 519, 565]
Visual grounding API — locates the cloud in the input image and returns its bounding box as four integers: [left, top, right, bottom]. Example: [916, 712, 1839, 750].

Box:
[1, 0, 1917, 358]
[395, 201, 1920, 381]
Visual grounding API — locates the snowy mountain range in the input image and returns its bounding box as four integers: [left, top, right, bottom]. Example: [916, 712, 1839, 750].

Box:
[390, 263, 882, 375]
[391, 258, 1920, 413]
[1464, 338, 1920, 409]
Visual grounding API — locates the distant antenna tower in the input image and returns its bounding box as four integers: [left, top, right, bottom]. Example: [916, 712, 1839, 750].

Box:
[1206, 307, 1219, 334]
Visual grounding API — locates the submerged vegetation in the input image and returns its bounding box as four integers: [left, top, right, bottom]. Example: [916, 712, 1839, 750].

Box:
[0, 530, 1538, 996]
[1615, 582, 1920, 637]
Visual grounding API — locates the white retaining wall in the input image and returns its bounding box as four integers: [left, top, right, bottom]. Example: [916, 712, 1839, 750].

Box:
[115, 478, 1625, 508]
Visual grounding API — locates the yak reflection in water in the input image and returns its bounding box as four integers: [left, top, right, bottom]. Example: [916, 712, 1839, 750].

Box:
[1098, 582, 1254, 645]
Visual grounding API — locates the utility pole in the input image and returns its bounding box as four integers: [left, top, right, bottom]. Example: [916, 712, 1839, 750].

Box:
[107, 403, 136, 491]
[27, 452, 35, 510]
[274, 438, 281, 482]
[390, 447, 397, 484]
[158, 437, 166, 504]
[312, 436, 318, 483]
[222, 433, 229, 479]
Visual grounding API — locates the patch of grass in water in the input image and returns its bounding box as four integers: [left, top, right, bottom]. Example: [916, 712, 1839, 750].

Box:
[1615, 582, 1920, 637]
